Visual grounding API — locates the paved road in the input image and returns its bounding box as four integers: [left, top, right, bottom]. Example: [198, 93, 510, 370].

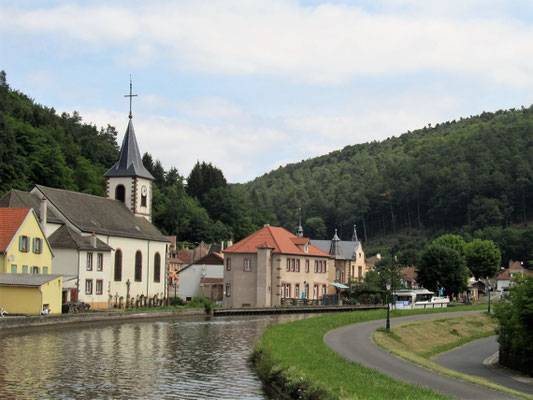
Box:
[434, 336, 533, 395]
[325, 311, 518, 399]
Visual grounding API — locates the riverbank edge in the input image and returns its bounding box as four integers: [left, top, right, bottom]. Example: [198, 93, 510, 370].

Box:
[251, 306, 487, 400]
[0, 308, 207, 331]
[372, 317, 533, 400]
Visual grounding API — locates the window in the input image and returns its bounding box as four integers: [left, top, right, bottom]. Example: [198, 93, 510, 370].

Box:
[304, 284, 309, 299]
[226, 283, 231, 297]
[141, 194, 147, 207]
[87, 253, 93, 271]
[115, 185, 125, 203]
[285, 283, 291, 298]
[226, 257, 232, 271]
[135, 251, 142, 282]
[291, 259, 295, 272]
[336, 269, 341, 280]
[33, 238, 42, 254]
[31, 266, 39, 274]
[114, 250, 122, 282]
[85, 279, 93, 294]
[154, 253, 161, 282]
[358, 266, 362, 277]
[295, 284, 300, 299]
[296, 259, 300, 272]
[96, 279, 103, 295]
[314, 284, 318, 299]
[286, 259, 290, 271]
[322, 285, 327, 296]
[22, 265, 28, 274]
[10, 265, 17, 274]
[314, 260, 318, 273]
[19, 236, 29, 252]
[244, 259, 252, 271]
[305, 260, 309, 273]
[97, 253, 103, 271]
[43, 266, 48, 274]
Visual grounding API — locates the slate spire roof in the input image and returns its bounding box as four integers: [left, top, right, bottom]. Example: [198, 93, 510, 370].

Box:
[104, 119, 154, 180]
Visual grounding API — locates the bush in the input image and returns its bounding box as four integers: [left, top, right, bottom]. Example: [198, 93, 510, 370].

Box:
[494, 274, 533, 376]
[188, 296, 212, 313]
[170, 296, 185, 306]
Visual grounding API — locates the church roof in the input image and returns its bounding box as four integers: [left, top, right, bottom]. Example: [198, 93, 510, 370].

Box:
[48, 225, 113, 251]
[31, 185, 168, 242]
[224, 225, 330, 257]
[104, 119, 154, 180]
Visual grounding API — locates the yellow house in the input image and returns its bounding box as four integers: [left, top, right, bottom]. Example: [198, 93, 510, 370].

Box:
[0, 207, 53, 275]
[0, 207, 60, 314]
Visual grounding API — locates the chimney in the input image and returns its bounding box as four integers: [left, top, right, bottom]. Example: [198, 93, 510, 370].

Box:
[91, 232, 97, 248]
[40, 195, 48, 233]
[227, 240, 233, 248]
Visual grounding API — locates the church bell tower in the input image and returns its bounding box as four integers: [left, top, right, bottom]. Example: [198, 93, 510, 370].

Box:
[104, 78, 154, 222]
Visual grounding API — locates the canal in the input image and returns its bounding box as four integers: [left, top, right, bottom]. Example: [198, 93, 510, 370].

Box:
[0, 314, 317, 399]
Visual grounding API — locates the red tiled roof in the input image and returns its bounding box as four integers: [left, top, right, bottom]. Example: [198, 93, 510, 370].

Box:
[291, 237, 309, 245]
[400, 266, 417, 282]
[0, 208, 30, 252]
[497, 263, 533, 280]
[223, 225, 331, 257]
[177, 248, 193, 263]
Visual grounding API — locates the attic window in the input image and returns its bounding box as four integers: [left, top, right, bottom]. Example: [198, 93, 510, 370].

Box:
[304, 243, 309, 253]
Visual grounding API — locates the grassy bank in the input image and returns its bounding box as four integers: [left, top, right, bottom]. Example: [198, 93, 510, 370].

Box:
[373, 314, 533, 400]
[252, 306, 486, 400]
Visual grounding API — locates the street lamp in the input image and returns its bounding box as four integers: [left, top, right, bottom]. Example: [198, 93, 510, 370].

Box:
[487, 278, 491, 314]
[385, 282, 391, 332]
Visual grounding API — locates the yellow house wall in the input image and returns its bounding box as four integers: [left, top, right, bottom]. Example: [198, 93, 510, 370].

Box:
[0, 286, 42, 314]
[2, 211, 53, 275]
[39, 276, 63, 314]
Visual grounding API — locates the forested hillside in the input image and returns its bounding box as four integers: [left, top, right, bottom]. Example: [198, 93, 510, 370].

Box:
[246, 107, 533, 244]
[0, 72, 273, 243]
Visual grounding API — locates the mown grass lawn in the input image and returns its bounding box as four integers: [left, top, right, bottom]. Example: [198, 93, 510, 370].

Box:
[253, 306, 487, 400]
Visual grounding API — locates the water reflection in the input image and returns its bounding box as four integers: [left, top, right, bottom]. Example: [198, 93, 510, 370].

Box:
[0, 314, 316, 399]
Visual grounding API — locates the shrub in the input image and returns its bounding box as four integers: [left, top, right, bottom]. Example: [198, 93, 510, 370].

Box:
[170, 296, 185, 306]
[188, 296, 212, 313]
[494, 274, 533, 376]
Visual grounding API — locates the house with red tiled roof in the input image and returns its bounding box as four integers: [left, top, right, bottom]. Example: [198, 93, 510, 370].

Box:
[222, 225, 333, 308]
[496, 261, 533, 291]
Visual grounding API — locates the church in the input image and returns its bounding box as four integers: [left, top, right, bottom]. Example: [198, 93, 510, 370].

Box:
[0, 100, 169, 310]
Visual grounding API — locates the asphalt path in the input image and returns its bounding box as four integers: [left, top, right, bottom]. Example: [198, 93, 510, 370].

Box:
[434, 335, 533, 395]
[324, 310, 518, 399]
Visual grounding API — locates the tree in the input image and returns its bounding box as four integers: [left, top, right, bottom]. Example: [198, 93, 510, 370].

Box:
[464, 239, 501, 280]
[494, 274, 533, 375]
[417, 244, 468, 297]
[432, 234, 466, 256]
[304, 217, 327, 239]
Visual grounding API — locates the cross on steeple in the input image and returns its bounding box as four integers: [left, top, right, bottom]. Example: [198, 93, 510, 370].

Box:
[124, 75, 138, 119]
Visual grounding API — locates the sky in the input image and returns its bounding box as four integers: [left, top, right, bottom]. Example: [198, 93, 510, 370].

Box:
[2, 0, 533, 183]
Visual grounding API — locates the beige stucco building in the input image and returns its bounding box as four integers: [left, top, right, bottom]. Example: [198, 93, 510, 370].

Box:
[223, 225, 334, 308]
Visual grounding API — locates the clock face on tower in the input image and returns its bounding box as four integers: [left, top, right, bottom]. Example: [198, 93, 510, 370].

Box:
[141, 185, 147, 197]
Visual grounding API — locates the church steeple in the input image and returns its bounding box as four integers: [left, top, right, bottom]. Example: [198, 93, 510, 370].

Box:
[296, 208, 304, 238]
[104, 78, 154, 222]
[352, 224, 359, 242]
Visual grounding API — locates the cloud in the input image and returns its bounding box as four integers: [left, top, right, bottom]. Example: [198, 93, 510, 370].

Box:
[3, 0, 533, 86]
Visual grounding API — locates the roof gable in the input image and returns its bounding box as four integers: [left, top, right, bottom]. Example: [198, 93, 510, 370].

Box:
[48, 225, 113, 251]
[0, 190, 63, 224]
[0, 208, 30, 252]
[224, 225, 330, 257]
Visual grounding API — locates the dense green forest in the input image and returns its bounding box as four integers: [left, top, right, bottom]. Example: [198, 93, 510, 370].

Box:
[245, 106, 533, 243]
[0, 71, 273, 243]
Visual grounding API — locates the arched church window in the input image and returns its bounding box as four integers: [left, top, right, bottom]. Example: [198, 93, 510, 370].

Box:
[154, 252, 161, 282]
[115, 185, 126, 203]
[114, 249, 122, 282]
[135, 251, 142, 282]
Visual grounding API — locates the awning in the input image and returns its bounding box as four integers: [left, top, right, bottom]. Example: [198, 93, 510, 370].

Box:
[327, 282, 349, 289]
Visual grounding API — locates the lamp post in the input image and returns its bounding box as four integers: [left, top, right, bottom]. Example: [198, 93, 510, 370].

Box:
[385, 282, 391, 332]
[487, 278, 491, 314]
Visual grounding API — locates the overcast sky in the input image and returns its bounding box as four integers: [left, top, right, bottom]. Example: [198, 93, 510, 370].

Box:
[2, 0, 533, 183]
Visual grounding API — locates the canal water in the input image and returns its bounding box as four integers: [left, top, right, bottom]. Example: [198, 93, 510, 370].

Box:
[0, 314, 316, 399]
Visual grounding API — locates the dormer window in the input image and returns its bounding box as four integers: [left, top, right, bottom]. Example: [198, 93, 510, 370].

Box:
[304, 243, 309, 253]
